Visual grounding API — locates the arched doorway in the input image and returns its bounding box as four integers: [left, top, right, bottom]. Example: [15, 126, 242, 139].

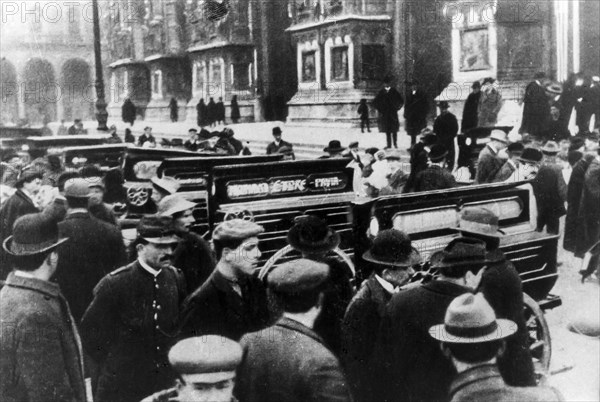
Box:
[61, 58, 94, 121]
[22, 58, 57, 125]
[0, 58, 18, 125]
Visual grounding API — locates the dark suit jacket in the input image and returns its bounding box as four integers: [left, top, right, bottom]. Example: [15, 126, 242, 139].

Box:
[404, 89, 429, 133]
[433, 112, 459, 144]
[56, 211, 127, 323]
[236, 317, 351, 402]
[373, 280, 470, 402]
[373, 87, 404, 133]
[475, 145, 504, 184]
[532, 160, 567, 219]
[266, 140, 292, 155]
[520, 81, 550, 136]
[413, 165, 456, 192]
[461, 92, 481, 133]
[173, 231, 216, 295]
[0, 273, 86, 402]
[179, 269, 272, 341]
[341, 275, 392, 402]
[449, 364, 564, 402]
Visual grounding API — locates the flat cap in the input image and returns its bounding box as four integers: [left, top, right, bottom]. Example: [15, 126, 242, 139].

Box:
[158, 194, 196, 217]
[212, 219, 264, 242]
[168, 336, 242, 383]
[64, 178, 92, 198]
[267, 258, 330, 293]
[87, 177, 105, 190]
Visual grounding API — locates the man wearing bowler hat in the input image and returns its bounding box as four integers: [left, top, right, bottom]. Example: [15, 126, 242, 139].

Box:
[475, 129, 509, 184]
[342, 229, 421, 402]
[373, 77, 404, 149]
[373, 237, 489, 402]
[0, 213, 86, 402]
[235, 258, 351, 402]
[81, 216, 186, 402]
[412, 144, 456, 192]
[532, 141, 567, 234]
[141, 336, 243, 402]
[430, 293, 564, 401]
[404, 79, 430, 149]
[266, 126, 293, 155]
[433, 101, 459, 171]
[458, 207, 536, 386]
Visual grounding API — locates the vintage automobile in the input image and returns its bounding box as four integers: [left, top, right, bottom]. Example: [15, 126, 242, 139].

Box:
[0, 127, 44, 151]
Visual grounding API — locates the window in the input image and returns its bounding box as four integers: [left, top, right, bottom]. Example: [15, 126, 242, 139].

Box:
[302, 51, 317, 82]
[362, 45, 385, 80]
[233, 63, 250, 90]
[331, 46, 349, 81]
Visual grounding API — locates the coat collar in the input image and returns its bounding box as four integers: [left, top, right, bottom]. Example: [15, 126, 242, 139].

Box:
[14, 188, 37, 207]
[3, 271, 61, 299]
[64, 210, 91, 220]
[276, 316, 327, 347]
[210, 269, 247, 315]
[449, 364, 505, 398]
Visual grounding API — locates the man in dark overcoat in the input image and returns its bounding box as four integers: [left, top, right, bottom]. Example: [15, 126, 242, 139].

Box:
[475, 129, 508, 184]
[532, 141, 567, 234]
[179, 219, 271, 341]
[576, 150, 600, 281]
[122, 98, 136, 125]
[413, 144, 457, 192]
[520, 72, 550, 139]
[564, 153, 596, 253]
[235, 258, 351, 402]
[373, 238, 488, 402]
[81, 216, 187, 402]
[458, 207, 536, 387]
[266, 126, 293, 154]
[0, 213, 85, 402]
[0, 169, 42, 279]
[341, 230, 421, 402]
[433, 101, 459, 171]
[461, 81, 481, 133]
[404, 80, 430, 148]
[55, 178, 127, 323]
[373, 78, 404, 149]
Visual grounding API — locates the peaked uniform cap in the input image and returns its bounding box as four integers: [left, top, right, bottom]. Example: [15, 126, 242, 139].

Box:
[137, 215, 180, 244]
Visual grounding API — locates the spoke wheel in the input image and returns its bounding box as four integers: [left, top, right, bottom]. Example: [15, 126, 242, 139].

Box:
[523, 293, 551, 382]
[127, 186, 150, 207]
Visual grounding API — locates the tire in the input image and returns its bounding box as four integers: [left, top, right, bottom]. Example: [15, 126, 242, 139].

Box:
[523, 293, 552, 381]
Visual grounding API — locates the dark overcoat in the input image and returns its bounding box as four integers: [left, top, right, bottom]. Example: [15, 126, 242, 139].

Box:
[121, 99, 136, 125]
[196, 101, 207, 127]
[564, 154, 595, 253]
[172, 231, 216, 295]
[475, 144, 504, 184]
[461, 92, 481, 133]
[405, 142, 429, 192]
[413, 165, 456, 192]
[404, 89, 429, 134]
[231, 99, 241, 121]
[56, 211, 127, 323]
[81, 261, 186, 402]
[433, 112, 459, 145]
[531, 160, 567, 221]
[373, 280, 470, 402]
[341, 275, 392, 402]
[216, 101, 226, 122]
[235, 317, 351, 402]
[373, 87, 404, 133]
[266, 139, 293, 155]
[575, 158, 600, 257]
[179, 269, 272, 341]
[520, 81, 550, 136]
[0, 273, 86, 402]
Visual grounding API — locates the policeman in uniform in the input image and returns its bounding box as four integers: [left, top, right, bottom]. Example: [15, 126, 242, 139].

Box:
[141, 336, 243, 402]
[81, 216, 186, 402]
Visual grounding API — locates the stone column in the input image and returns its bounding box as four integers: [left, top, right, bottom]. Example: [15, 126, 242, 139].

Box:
[392, 0, 407, 87]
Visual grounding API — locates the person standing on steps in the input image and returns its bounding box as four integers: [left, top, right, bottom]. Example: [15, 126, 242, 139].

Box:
[373, 77, 404, 149]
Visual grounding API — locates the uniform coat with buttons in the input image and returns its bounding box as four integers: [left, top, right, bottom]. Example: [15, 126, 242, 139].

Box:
[80, 261, 186, 402]
[0, 272, 86, 402]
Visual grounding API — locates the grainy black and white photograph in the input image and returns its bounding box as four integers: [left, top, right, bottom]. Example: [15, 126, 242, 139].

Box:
[0, 0, 599, 401]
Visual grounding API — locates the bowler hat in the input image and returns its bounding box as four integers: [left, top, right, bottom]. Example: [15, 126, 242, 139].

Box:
[267, 258, 330, 293]
[212, 219, 264, 242]
[272, 127, 282, 136]
[323, 140, 346, 153]
[519, 148, 543, 164]
[158, 194, 196, 217]
[432, 237, 489, 270]
[541, 141, 560, 154]
[137, 215, 180, 244]
[489, 130, 508, 144]
[429, 293, 517, 343]
[506, 142, 524, 155]
[288, 215, 340, 254]
[169, 336, 242, 384]
[3, 213, 68, 256]
[429, 144, 448, 162]
[64, 178, 92, 198]
[362, 229, 421, 267]
[459, 207, 505, 238]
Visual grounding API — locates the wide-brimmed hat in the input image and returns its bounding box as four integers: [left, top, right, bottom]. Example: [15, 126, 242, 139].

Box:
[385, 149, 402, 160]
[459, 207, 505, 238]
[519, 148, 543, 164]
[429, 144, 448, 162]
[3, 213, 68, 256]
[545, 82, 563, 95]
[489, 130, 508, 144]
[157, 194, 197, 217]
[541, 141, 560, 154]
[137, 215, 180, 244]
[429, 292, 517, 343]
[431, 237, 489, 270]
[288, 215, 340, 254]
[363, 229, 421, 267]
[323, 140, 346, 153]
[151, 176, 180, 195]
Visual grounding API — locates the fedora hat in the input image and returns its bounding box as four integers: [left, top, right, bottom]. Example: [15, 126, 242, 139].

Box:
[429, 144, 448, 162]
[288, 215, 340, 254]
[363, 229, 421, 267]
[429, 293, 517, 343]
[323, 140, 346, 153]
[157, 194, 197, 217]
[459, 207, 505, 238]
[432, 237, 489, 270]
[489, 130, 508, 144]
[3, 213, 68, 257]
[137, 215, 180, 244]
[518, 148, 543, 164]
[541, 141, 560, 154]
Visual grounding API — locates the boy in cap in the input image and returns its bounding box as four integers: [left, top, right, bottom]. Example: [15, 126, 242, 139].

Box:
[373, 237, 489, 402]
[430, 293, 564, 402]
[532, 141, 567, 234]
[412, 144, 456, 192]
[81, 215, 185, 402]
[180, 219, 271, 341]
[158, 194, 216, 293]
[235, 259, 351, 402]
[475, 129, 509, 184]
[0, 213, 86, 402]
[342, 229, 421, 402]
[141, 336, 242, 402]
